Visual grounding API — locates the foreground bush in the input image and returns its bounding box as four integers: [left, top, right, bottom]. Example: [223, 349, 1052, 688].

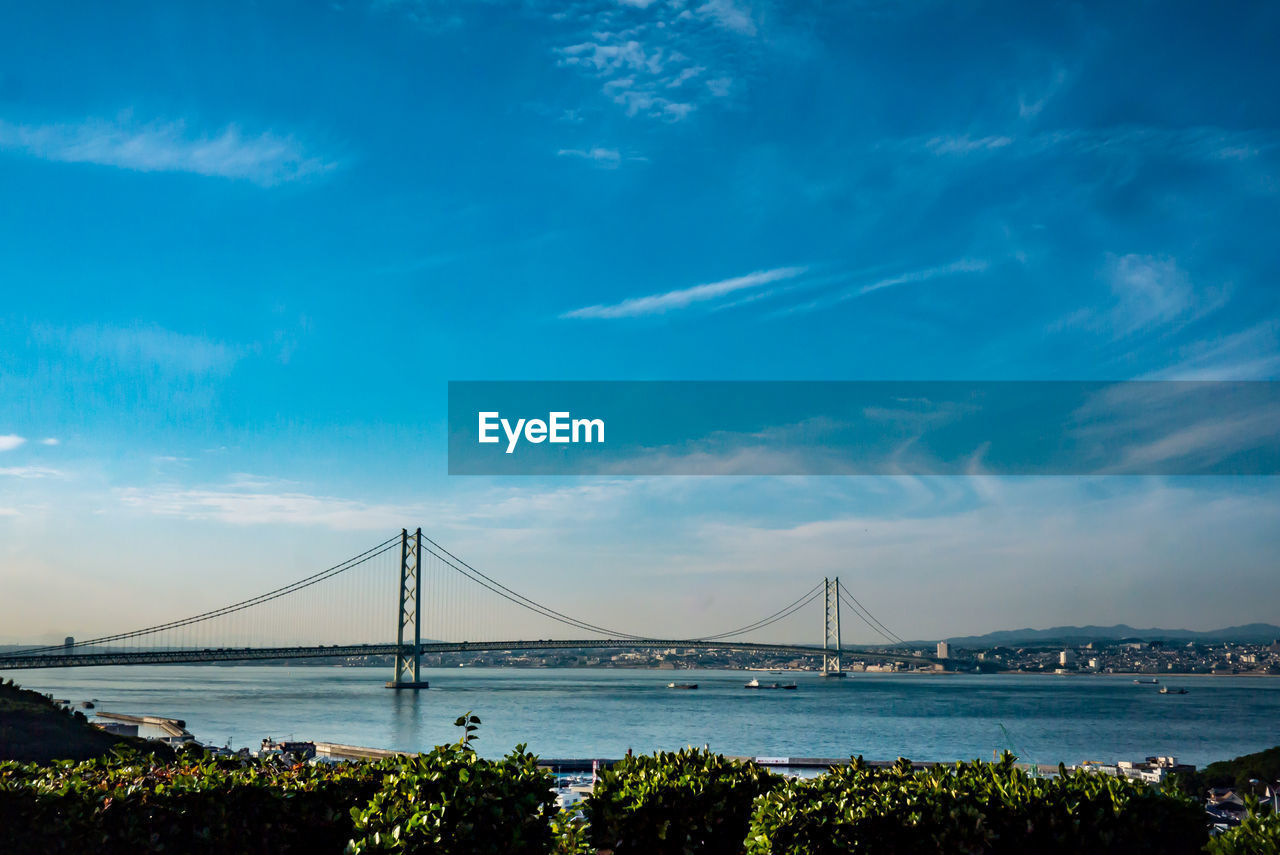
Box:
[347, 743, 556, 854]
[0, 743, 556, 855]
[0, 745, 1237, 854]
[1206, 809, 1280, 855]
[0, 747, 386, 854]
[585, 747, 779, 854]
[745, 755, 1208, 855]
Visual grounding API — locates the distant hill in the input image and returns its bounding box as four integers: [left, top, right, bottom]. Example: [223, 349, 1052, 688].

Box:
[935, 623, 1280, 648]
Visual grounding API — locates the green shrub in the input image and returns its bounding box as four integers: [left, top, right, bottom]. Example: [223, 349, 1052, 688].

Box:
[585, 747, 779, 854]
[347, 743, 557, 855]
[1206, 808, 1280, 855]
[551, 808, 594, 854]
[745, 755, 1208, 855]
[0, 748, 387, 854]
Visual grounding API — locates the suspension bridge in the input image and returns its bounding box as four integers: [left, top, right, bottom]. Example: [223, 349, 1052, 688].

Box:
[0, 528, 946, 685]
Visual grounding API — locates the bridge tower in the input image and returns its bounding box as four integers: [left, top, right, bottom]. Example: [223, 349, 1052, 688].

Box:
[386, 528, 430, 689]
[822, 577, 845, 677]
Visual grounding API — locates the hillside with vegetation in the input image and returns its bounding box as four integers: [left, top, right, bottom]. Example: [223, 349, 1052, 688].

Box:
[0, 678, 171, 763]
[1170, 745, 1280, 797]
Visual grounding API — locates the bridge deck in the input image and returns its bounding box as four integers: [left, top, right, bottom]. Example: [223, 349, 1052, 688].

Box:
[0, 638, 941, 670]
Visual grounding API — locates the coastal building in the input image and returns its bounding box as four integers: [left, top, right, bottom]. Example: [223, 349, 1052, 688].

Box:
[1059, 649, 1077, 666]
[936, 641, 950, 659]
[1073, 755, 1194, 784]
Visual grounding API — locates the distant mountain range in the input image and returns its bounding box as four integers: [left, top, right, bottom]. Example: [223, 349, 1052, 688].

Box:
[933, 623, 1280, 647]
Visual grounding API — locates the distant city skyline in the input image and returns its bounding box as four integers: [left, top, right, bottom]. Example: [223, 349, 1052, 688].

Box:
[2, 1, 1279, 643]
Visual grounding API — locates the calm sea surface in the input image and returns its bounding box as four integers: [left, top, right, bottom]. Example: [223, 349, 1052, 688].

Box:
[16, 666, 1279, 767]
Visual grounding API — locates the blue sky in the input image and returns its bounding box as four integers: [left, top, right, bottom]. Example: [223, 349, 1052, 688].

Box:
[2, 1, 1279, 644]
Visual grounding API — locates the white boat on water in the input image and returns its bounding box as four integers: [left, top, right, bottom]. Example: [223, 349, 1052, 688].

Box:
[745, 678, 798, 690]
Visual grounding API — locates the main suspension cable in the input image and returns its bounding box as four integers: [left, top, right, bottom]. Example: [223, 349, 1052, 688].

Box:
[694, 580, 826, 640]
[26, 535, 401, 653]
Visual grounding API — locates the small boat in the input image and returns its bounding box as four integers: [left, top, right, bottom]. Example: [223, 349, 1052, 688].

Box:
[1159, 687, 1188, 695]
[667, 682, 698, 690]
[745, 679, 798, 690]
[1133, 678, 1159, 684]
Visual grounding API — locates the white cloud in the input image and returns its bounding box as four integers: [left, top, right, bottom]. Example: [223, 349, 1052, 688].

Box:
[0, 466, 64, 479]
[695, 0, 757, 36]
[557, 147, 624, 167]
[553, 0, 757, 122]
[684, 480, 1280, 637]
[562, 265, 807, 319]
[705, 77, 732, 98]
[0, 114, 334, 186]
[558, 40, 668, 75]
[1104, 254, 1198, 336]
[0, 435, 26, 452]
[666, 66, 706, 88]
[39, 438, 59, 446]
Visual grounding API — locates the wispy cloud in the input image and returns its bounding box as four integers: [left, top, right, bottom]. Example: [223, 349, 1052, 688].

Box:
[0, 114, 334, 185]
[906, 125, 1278, 165]
[1017, 66, 1069, 119]
[1103, 254, 1201, 336]
[1053, 254, 1225, 340]
[39, 438, 59, 446]
[1071, 383, 1280, 474]
[557, 146, 625, 167]
[0, 435, 26, 452]
[562, 265, 807, 319]
[0, 466, 65, 479]
[117, 483, 423, 531]
[35, 323, 242, 375]
[925, 135, 1013, 155]
[1149, 321, 1280, 380]
[858, 259, 989, 296]
[777, 259, 988, 316]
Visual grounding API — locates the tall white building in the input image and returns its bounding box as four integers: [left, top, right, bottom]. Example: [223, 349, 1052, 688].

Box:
[936, 641, 950, 659]
[1060, 649, 1077, 666]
